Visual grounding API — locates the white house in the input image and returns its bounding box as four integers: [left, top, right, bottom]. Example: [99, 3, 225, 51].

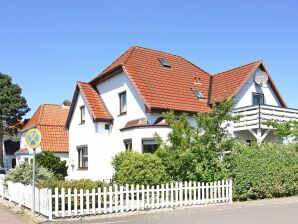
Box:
[15, 104, 69, 164]
[66, 46, 298, 181]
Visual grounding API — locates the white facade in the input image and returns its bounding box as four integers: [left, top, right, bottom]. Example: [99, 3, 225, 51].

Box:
[67, 65, 291, 181]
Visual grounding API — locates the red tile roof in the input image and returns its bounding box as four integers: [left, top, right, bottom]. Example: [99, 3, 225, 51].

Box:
[21, 104, 69, 153]
[87, 46, 286, 114]
[77, 82, 113, 120]
[14, 148, 29, 155]
[211, 60, 262, 102]
[91, 46, 213, 113]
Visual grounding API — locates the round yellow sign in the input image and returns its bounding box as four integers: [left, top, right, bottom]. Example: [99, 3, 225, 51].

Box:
[25, 129, 42, 149]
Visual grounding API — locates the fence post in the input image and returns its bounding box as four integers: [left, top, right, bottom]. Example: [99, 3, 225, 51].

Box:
[55, 188, 59, 217]
[131, 184, 135, 211]
[184, 181, 187, 206]
[175, 182, 179, 207]
[74, 189, 78, 216]
[86, 189, 90, 214]
[136, 185, 140, 211]
[114, 184, 118, 213]
[120, 186, 124, 213]
[156, 185, 160, 208]
[161, 184, 164, 208]
[141, 185, 145, 210]
[92, 188, 96, 214]
[103, 187, 107, 214]
[109, 186, 113, 213]
[80, 189, 83, 215]
[48, 189, 52, 221]
[151, 185, 155, 209]
[146, 185, 150, 209]
[125, 184, 129, 211]
[179, 182, 183, 207]
[68, 188, 72, 217]
[229, 179, 233, 203]
[98, 188, 102, 214]
[165, 183, 169, 208]
[170, 183, 174, 208]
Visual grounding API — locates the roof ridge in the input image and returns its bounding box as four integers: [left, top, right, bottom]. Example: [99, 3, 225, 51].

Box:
[133, 45, 184, 58]
[213, 60, 262, 76]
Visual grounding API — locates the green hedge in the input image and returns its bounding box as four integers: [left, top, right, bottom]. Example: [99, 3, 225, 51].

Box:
[37, 179, 109, 190]
[112, 150, 169, 186]
[225, 143, 298, 201]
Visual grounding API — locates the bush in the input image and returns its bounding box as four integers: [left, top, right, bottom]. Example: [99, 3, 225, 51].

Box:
[4, 162, 54, 186]
[36, 152, 68, 180]
[112, 151, 169, 186]
[224, 142, 298, 201]
[37, 179, 109, 190]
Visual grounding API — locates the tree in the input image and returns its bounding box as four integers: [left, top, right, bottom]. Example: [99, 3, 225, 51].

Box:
[36, 152, 68, 180]
[156, 99, 237, 182]
[265, 120, 298, 142]
[0, 73, 30, 168]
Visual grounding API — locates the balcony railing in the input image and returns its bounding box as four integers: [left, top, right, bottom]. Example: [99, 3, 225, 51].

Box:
[232, 104, 298, 131]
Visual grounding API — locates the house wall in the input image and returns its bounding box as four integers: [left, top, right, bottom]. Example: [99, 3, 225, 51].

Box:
[234, 67, 282, 108]
[68, 72, 175, 181]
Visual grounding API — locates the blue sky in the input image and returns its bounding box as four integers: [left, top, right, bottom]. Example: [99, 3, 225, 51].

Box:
[0, 0, 297, 118]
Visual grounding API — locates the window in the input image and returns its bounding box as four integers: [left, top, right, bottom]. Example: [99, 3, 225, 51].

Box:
[123, 139, 132, 150]
[158, 58, 171, 67]
[119, 91, 127, 115]
[105, 124, 110, 130]
[253, 93, 264, 105]
[142, 139, 158, 153]
[80, 106, 85, 123]
[192, 89, 205, 99]
[78, 147, 88, 169]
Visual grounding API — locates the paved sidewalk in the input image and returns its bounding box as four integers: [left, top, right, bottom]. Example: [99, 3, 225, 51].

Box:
[0, 201, 31, 224]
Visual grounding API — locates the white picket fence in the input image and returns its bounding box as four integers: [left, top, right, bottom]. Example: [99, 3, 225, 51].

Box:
[0, 179, 232, 221]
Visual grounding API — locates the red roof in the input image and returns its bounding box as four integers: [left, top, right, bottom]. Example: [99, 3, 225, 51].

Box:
[91, 46, 212, 113]
[77, 82, 113, 120]
[21, 104, 69, 153]
[84, 46, 287, 114]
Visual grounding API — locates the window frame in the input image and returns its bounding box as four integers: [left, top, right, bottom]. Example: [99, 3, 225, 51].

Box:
[77, 146, 88, 170]
[142, 139, 159, 154]
[123, 139, 132, 150]
[252, 93, 265, 105]
[80, 105, 85, 124]
[119, 91, 127, 115]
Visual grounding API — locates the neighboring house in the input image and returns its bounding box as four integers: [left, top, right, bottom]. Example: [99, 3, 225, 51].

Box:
[66, 46, 298, 181]
[2, 135, 19, 170]
[15, 103, 70, 164]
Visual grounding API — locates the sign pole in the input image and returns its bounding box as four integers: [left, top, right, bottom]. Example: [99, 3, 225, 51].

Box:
[32, 148, 36, 216]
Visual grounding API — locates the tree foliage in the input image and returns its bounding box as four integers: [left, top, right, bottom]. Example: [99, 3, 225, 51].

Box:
[112, 151, 169, 186]
[0, 73, 30, 167]
[36, 152, 68, 180]
[265, 120, 298, 141]
[156, 99, 237, 182]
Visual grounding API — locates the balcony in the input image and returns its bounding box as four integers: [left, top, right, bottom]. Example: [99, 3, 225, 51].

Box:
[233, 105, 298, 131]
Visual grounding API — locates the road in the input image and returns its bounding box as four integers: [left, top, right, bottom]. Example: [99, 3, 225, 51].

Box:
[57, 197, 298, 224]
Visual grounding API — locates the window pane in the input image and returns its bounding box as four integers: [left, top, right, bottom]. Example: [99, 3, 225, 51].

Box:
[120, 92, 127, 113]
[253, 94, 264, 105]
[142, 140, 158, 153]
[78, 147, 88, 168]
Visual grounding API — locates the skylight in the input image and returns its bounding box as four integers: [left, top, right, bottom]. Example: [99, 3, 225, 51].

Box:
[192, 89, 205, 99]
[158, 58, 171, 67]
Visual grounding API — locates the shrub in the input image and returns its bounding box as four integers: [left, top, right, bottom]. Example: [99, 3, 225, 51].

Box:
[4, 162, 54, 186]
[224, 142, 298, 201]
[37, 179, 109, 190]
[112, 151, 169, 186]
[36, 152, 68, 180]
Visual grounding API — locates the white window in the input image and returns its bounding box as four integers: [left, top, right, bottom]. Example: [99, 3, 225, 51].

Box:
[78, 146, 88, 169]
[142, 139, 158, 153]
[80, 106, 85, 123]
[119, 91, 127, 114]
[124, 139, 132, 150]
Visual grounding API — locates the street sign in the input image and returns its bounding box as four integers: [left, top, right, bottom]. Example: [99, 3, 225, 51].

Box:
[24, 128, 42, 217]
[25, 129, 41, 149]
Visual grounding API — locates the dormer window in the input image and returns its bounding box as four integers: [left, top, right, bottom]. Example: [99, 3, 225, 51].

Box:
[119, 91, 127, 115]
[192, 89, 205, 99]
[80, 105, 85, 123]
